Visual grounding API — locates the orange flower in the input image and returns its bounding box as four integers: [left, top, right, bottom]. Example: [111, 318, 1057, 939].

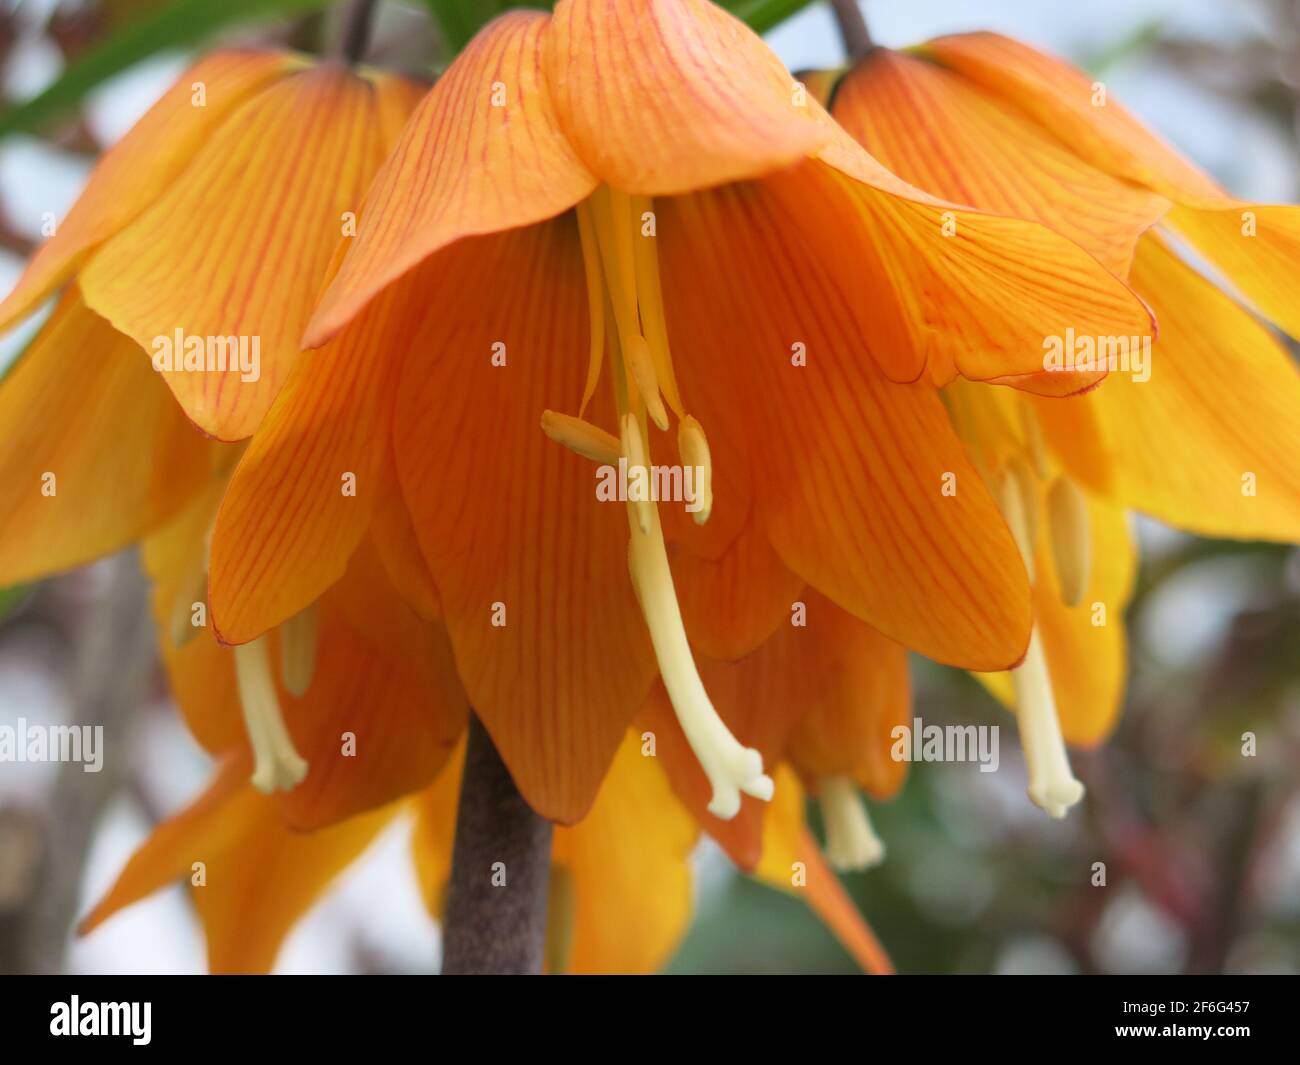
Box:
[83, 492, 888, 974]
[816, 34, 1300, 815]
[0, 52, 430, 796]
[81, 727, 891, 974]
[643, 589, 908, 875]
[0, 51, 424, 584]
[201, 0, 1153, 827]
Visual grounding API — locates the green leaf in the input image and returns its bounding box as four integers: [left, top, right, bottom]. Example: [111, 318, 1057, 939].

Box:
[719, 0, 820, 35]
[0, 583, 31, 624]
[421, 0, 818, 56]
[0, 0, 332, 141]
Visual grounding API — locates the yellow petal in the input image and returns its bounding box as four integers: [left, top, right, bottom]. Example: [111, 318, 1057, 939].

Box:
[920, 32, 1227, 206]
[830, 49, 1169, 279]
[975, 490, 1134, 747]
[0, 50, 298, 332]
[773, 138, 1154, 388]
[1035, 496, 1135, 746]
[552, 730, 698, 974]
[1038, 234, 1300, 541]
[1169, 203, 1300, 342]
[142, 479, 245, 755]
[79, 754, 395, 974]
[755, 767, 894, 974]
[80, 66, 403, 440]
[0, 291, 209, 584]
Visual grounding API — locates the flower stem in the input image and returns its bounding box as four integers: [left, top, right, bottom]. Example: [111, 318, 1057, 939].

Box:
[441, 713, 553, 974]
[337, 0, 379, 63]
[828, 0, 874, 61]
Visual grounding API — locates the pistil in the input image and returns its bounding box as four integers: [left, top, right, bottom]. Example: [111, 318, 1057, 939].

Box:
[818, 776, 885, 871]
[997, 461, 1085, 818]
[279, 602, 319, 698]
[554, 187, 770, 820]
[234, 636, 308, 793]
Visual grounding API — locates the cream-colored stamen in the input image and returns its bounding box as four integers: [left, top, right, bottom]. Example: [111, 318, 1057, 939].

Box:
[997, 462, 1085, 819]
[628, 505, 772, 819]
[541, 410, 621, 465]
[1013, 629, 1085, 818]
[1046, 476, 1091, 607]
[234, 637, 307, 793]
[621, 412, 653, 536]
[1018, 403, 1051, 480]
[279, 603, 319, 698]
[560, 186, 769, 821]
[997, 463, 1036, 581]
[819, 776, 885, 871]
[677, 416, 713, 525]
[1005, 456, 1039, 562]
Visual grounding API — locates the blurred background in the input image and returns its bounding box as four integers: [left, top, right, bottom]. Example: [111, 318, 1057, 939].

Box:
[0, 0, 1298, 974]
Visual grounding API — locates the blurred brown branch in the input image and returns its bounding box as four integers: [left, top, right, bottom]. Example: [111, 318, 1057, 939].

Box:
[0, 551, 155, 974]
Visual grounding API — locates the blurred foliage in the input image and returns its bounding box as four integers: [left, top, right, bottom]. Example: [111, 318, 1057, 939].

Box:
[0, 0, 333, 140]
[669, 539, 1300, 974]
[421, 0, 819, 54]
[0, 584, 30, 624]
[0, 0, 821, 142]
[420, 0, 550, 53]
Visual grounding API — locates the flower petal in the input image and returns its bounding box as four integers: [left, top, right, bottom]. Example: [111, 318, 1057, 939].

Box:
[783, 595, 911, 799]
[1168, 203, 1300, 342]
[306, 10, 598, 347]
[1035, 496, 1134, 746]
[0, 51, 297, 333]
[974, 492, 1134, 746]
[673, 521, 804, 661]
[0, 292, 210, 584]
[920, 32, 1226, 206]
[754, 767, 894, 974]
[543, 0, 826, 196]
[79, 754, 395, 974]
[370, 459, 442, 622]
[392, 220, 655, 824]
[1038, 234, 1300, 542]
[208, 270, 425, 644]
[80, 66, 401, 440]
[551, 730, 697, 974]
[659, 191, 1033, 670]
[142, 478, 244, 754]
[768, 137, 1153, 388]
[829, 49, 1169, 279]
[276, 540, 469, 830]
[641, 595, 884, 870]
[917, 35, 1300, 341]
